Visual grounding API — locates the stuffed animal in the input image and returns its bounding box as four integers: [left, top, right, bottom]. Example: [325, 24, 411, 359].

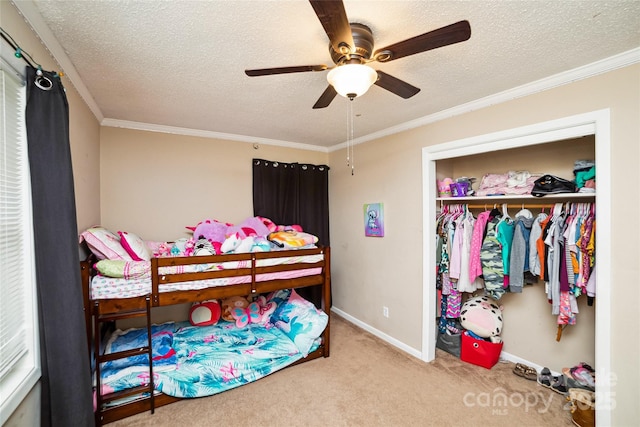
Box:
[248, 295, 277, 324]
[221, 234, 272, 254]
[192, 237, 216, 256]
[189, 299, 221, 326]
[226, 216, 271, 239]
[229, 296, 277, 328]
[267, 230, 318, 248]
[460, 296, 504, 343]
[186, 219, 229, 247]
[257, 216, 303, 233]
[221, 296, 250, 322]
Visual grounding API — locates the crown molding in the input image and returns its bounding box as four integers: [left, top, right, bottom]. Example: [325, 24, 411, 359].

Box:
[328, 47, 640, 152]
[101, 119, 329, 153]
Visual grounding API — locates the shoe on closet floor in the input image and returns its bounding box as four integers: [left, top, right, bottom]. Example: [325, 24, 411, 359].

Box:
[562, 363, 595, 391]
[537, 367, 554, 388]
[550, 375, 569, 395]
[513, 363, 537, 381]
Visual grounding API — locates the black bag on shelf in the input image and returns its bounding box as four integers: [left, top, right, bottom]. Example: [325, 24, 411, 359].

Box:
[531, 174, 577, 197]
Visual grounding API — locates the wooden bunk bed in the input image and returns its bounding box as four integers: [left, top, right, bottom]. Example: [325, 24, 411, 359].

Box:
[80, 246, 331, 425]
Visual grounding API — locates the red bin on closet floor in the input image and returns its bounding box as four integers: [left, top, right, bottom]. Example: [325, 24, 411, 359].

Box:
[460, 332, 503, 369]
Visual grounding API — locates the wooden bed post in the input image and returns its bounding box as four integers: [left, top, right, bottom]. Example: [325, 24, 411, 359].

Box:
[322, 246, 331, 357]
[151, 257, 160, 306]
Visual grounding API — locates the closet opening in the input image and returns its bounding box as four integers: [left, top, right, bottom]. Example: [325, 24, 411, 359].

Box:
[421, 109, 611, 425]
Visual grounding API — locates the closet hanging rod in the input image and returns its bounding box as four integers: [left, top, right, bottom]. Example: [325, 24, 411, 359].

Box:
[448, 203, 562, 210]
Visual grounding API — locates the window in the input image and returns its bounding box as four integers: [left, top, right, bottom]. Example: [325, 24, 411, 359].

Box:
[0, 63, 40, 424]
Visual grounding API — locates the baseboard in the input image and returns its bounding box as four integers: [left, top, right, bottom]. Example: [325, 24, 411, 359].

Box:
[331, 307, 560, 376]
[331, 307, 422, 360]
[499, 351, 561, 377]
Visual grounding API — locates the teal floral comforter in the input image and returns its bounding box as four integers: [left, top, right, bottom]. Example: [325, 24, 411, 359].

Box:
[99, 288, 328, 399]
[100, 289, 329, 398]
[99, 321, 316, 398]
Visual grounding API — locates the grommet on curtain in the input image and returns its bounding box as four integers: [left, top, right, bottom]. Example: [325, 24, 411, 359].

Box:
[34, 68, 53, 91]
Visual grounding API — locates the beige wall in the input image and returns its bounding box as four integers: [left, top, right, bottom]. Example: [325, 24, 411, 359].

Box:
[2, 1, 101, 425]
[329, 64, 640, 425]
[99, 126, 328, 241]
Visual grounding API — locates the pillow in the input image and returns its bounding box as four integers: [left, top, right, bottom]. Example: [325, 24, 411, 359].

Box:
[79, 226, 132, 261]
[94, 260, 150, 279]
[266, 288, 292, 322]
[94, 260, 127, 277]
[189, 300, 221, 326]
[269, 289, 328, 356]
[118, 231, 151, 261]
[267, 231, 318, 248]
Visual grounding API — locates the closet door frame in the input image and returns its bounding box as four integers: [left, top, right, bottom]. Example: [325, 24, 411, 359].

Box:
[421, 109, 611, 425]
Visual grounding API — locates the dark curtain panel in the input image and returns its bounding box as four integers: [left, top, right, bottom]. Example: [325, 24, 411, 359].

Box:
[253, 159, 330, 306]
[25, 67, 95, 427]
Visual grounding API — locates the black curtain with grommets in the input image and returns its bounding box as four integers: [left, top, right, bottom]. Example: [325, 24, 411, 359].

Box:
[252, 159, 330, 306]
[25, 66, 94, 427]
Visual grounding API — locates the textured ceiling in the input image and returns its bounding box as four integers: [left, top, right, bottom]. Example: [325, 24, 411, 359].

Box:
[24, 0, 640, 148]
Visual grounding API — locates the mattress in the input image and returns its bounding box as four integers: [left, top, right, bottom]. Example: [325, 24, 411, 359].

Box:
[91, 254, 324, 299]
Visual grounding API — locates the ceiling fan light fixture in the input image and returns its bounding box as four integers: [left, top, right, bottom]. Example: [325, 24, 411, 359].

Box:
[327, 64, 377, 99]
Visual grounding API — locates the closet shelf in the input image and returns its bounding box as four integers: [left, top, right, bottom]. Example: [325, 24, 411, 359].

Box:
[436, 193, 595, 203]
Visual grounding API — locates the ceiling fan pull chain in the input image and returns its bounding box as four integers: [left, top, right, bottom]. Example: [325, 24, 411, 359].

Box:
[350, 99, 355, 175]
[346, 100, 350, 167]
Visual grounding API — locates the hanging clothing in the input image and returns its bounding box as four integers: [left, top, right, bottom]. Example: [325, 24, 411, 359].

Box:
[536, 215, 553, 282]
[577, 216, 596, 288]
[436, 205, 465, 326]
[529, 212, 549, 278]
[468, 211, 491, 283]
[544, 205, 566, 315]
[481, 215, 506, 299]
[496, 216, 515, 286]
[509, 213, 534, 292]
[436, 200, 595, 342]
[456, 212, 484, 293]
[448, 214, 465, 282]
[586, 265, 596, 301]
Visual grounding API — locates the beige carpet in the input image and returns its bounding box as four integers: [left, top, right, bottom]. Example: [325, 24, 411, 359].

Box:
[106, 315, 573, 426]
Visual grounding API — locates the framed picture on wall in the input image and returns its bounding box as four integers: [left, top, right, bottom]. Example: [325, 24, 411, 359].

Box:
[364, 203, 384, 237]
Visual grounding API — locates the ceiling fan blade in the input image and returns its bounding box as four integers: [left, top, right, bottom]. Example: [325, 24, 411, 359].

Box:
[373, 20, 471, 62]
[374, 71, 420, 99]
[309, 0, 355, 55]
[245, 65, 328, 77]
[312, 85, 338, 109]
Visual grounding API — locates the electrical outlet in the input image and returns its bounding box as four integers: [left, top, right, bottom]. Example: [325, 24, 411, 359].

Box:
[383, 306, 389, 318]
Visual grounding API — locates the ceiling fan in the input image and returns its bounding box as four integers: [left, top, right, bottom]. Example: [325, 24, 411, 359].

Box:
[245, 0, 471, 109]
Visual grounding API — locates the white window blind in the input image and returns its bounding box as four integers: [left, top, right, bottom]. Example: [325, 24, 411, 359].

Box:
[0, 64, 40, 424]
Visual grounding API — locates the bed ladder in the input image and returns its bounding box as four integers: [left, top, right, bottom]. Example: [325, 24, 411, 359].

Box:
[93, 295, 155, 425]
